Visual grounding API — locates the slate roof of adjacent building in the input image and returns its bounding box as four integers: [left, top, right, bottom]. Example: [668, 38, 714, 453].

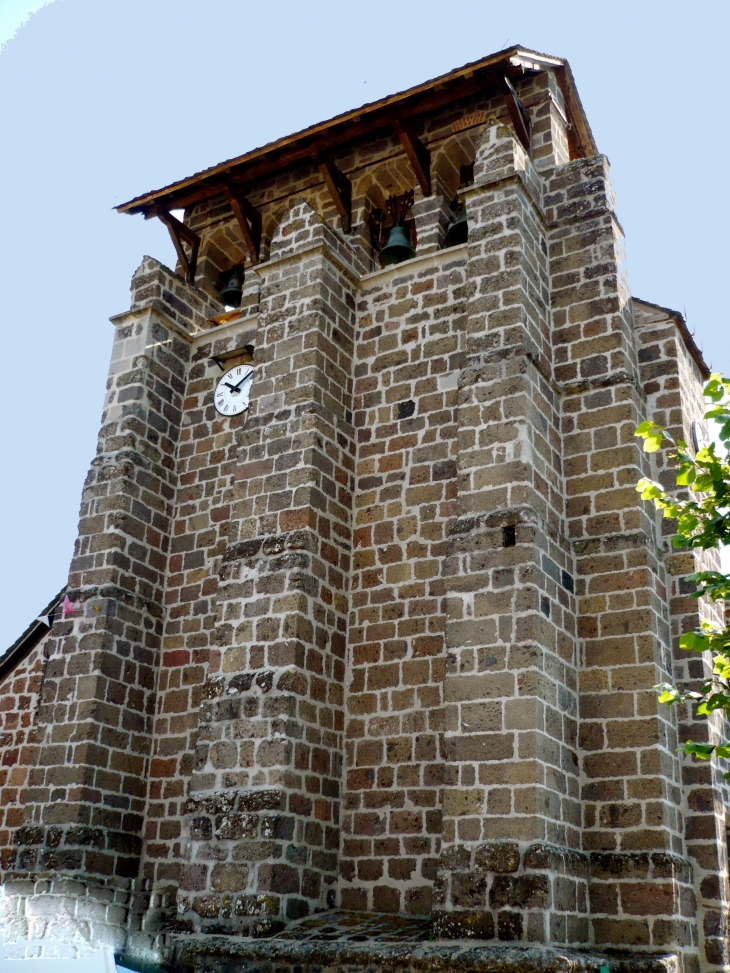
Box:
[632, 297, 711, 379]
[0, 588, 65, 683]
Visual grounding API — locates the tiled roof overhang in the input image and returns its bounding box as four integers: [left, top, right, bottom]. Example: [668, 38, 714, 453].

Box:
[116, 47, 597, 218]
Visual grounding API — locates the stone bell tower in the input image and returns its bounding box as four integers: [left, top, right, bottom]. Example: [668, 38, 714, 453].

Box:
[1, 45, 729, 973]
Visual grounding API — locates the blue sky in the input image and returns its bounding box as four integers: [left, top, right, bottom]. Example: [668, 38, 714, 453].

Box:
[0, 0, 55, 49]
[1, 0, 729, 647]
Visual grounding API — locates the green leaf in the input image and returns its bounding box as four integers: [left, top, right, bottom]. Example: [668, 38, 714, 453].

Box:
[714, 657, 730, 679]
[683, 742, 716, 760]
[705, 376, 724, 402]
[677, 511, 699, 533]
[635, 421, 667, 453]
[658, 688, 680, 704]
[676, 466, 696, 486]
[638, 376, 730, 735]
[679, 632, 709, 652]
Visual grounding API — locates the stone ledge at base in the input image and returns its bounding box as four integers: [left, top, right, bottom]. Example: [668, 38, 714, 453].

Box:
[165, 927, 678, 973]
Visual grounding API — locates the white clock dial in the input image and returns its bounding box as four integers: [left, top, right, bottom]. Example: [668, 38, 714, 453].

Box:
[690, 419, 709, 452]
[214, 364, 253, 417]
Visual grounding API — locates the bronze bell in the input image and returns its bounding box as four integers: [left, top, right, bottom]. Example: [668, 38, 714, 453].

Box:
[444, 208, 468, 248]
[219, 266, 244, 307]
[379, 224, 416, 267]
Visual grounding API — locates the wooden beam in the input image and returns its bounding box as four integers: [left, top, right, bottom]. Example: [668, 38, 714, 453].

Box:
[223, 183, 262, 263]
[392, 120, 431, 196]
[157, 210, 200, 283]
[311, 149, 352, 232]
[120, 55, 594, 219]
[123, 68, 512, 217]
[499, 75, 531, 153]
[154, 207, 198, 244]
[118, 48, 566, 215]
[553, 64, 598, 160]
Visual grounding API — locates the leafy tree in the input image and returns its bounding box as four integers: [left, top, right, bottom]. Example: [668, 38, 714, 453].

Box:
[636, 374, 730, 773]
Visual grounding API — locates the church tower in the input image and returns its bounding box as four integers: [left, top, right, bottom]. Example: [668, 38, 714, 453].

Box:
[1, 47, 728, 973]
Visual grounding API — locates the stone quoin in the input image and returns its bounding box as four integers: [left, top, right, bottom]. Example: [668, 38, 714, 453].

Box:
[0, 45, 727, 973]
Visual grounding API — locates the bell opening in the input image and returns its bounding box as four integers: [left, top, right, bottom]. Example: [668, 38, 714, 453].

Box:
[443, 196, 468, 249]
[378, 224, 416, 268]
[218, 266, 245, 309]
[444, 211, 468, 248]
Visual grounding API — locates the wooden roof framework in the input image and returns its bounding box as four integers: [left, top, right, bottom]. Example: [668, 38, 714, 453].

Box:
[116, 48, 597, 280]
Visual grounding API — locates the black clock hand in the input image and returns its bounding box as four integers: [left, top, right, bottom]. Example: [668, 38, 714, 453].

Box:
[224, 382, 239, 392]
[232, 373, 252, 390]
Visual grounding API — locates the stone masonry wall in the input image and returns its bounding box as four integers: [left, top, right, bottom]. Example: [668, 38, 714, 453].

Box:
[1, 63, 727, 973]
[546, 161, 697, 966]
[129, 286, 240, 948]
[1, 258, 221, 958]
[0, 637, 48, 873]
[339, 248, 468, 917]
[433, 122, 584, 947]
[635, 301, 730, 971]
[547, 164, 702, 968]
[174, 201, 359, 936]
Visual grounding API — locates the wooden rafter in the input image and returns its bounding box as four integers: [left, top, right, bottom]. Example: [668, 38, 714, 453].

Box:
[156, 210, 200, 283]
[117, 49, 598, 218]
[499, 75, 532, 154]
[392, 120, 431, 196]
[312, 149, 352, 232]
[223, 183, 262, 263]
[553, 64, 597, 160]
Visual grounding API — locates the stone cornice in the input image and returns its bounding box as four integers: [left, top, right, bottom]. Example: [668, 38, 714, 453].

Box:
[250, 237, 362, 285]
[463, 168, 546, 227]
[192, 313, 259, 352]
[359, 243, 467, 288]
[109, 302, 195, 342]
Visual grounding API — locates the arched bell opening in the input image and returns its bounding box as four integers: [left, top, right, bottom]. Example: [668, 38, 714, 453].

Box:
[257, 203, 292, 264]
[434, 138, 475, 250]
[218, 266, 245, 309]
[355, 154, 421, 268]
[370, 191, 417, 269]
[196, 219, 251, 304]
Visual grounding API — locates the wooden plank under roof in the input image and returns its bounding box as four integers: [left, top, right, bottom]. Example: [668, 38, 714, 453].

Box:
[116, 46, 597, 219]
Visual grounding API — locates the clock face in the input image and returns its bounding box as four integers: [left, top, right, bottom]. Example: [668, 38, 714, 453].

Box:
[690, 419, 709, 452]
[214, 364, 253, 417]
